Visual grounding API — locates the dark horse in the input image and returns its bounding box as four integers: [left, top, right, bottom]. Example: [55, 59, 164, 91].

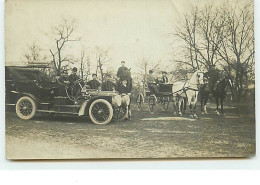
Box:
[200, 76, 232, 115]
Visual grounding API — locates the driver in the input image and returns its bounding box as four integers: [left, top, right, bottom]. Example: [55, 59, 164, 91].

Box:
[67, 67, 79, 85]
[147, 70, 159, 94]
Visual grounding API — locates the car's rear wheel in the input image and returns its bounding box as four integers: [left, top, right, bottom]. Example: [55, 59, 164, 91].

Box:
[16, 96, 37, 120]
[89, 99, 113, 125]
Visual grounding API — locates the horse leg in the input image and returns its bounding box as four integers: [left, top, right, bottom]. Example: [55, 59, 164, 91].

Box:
[201, 93, 204, 114]
[204, 92, 209, 114]
[216, 97, 220, 115]
[221, 97, 224, 115]
[173, 97, 177, 116]
[188, 99, 193, 118]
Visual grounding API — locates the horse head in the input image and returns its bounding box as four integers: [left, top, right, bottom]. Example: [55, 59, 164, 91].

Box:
[190, 70, 204, 88]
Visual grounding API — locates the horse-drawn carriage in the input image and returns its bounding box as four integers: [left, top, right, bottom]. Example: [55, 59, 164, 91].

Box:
[5, 67, 129, 125]
[136, 70, 204, 117]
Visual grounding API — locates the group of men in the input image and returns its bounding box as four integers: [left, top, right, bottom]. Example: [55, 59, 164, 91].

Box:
[146, 69, 169, 95]
[59, 61, 132, 95]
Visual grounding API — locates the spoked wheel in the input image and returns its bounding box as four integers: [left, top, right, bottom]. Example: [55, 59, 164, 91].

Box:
[89, 99, 113, 125]
[136, 93, 144, 111]
[113, 105, 128, 121]
[148, 94, 157, 114]
[16, 96, 37, 120]
[162, 97, 170, 111]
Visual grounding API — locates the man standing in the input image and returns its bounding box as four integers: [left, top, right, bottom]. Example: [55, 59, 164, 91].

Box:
[117, 61, 128, 80]
[86, 74, 101, 90]
[102, 74, 115, 91]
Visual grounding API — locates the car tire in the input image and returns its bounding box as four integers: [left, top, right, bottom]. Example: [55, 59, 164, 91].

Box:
[89, 99, 113, 125]
[16, 96, 37, 120]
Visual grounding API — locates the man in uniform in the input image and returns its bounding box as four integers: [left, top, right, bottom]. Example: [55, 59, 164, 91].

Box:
[208, 65, 220, 92]
[86, 74, 101, 90]
[102, 74, 115, 91]
[117, 61, 128, 80]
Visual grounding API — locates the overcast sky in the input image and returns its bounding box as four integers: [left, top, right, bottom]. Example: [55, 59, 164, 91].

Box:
[5, 0, 251, 73]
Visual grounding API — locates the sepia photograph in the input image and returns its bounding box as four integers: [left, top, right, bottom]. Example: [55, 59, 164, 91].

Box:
[5, 0, 255, 159]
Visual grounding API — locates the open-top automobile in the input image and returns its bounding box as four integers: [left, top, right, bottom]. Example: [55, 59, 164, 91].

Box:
[5, 67, 128, 125]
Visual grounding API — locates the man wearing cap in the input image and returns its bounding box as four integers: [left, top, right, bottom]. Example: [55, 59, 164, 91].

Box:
[117, 61, 128, 80]
[86, 74, 101, 90]
[146, 70, 159, 94]
[162, 71, 168, 84]
[102, 74, 115, 91]
[67, 67, 79, 85]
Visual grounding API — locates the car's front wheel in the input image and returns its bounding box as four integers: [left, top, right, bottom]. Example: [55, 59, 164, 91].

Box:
[16, 96, 37, 120]
[89, 99, 113, 125]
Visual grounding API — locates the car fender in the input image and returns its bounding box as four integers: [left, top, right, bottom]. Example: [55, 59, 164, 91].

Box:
[78, 96, 112, 116]
[78, 100, 89, 116]
[13, 91, 39, 104]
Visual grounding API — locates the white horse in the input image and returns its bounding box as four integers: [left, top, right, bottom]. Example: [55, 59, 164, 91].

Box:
[172, 70, 204, 118]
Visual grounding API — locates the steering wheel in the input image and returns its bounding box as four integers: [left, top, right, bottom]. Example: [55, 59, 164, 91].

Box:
[65, 78, 84, 101]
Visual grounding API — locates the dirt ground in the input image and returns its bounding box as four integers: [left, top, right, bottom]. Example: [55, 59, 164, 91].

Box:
[5, 102, 255, 159]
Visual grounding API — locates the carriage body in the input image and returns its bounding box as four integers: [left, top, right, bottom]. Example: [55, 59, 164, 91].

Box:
[136, 82, 178, 114]
[5, 67, 127, 125]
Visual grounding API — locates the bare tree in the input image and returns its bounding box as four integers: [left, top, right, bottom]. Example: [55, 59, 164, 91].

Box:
[79, 48, 91, 80]
[216, 4, 254, 101]
[175, 5, 226, 71]
[49, 18, 81, 75]
[95, 47, 110, 83]
[24, 42, 47, 65]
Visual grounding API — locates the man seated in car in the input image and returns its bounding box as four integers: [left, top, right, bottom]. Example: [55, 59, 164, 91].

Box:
[86, 74, 101, 90]
[67, 67, 79, 85]
[102, 73, 115, 91]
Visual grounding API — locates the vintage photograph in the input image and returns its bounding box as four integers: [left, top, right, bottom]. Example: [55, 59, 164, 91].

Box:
[5, 0, 255, 159]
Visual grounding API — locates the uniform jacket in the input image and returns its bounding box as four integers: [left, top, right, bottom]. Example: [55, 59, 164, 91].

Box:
[117, 66, 128, 80]
[87, 79, 100, 89]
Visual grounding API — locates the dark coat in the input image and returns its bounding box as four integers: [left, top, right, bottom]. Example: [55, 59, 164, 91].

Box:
[117, 66, 128, 80]
[87, 79, 100, 89]
[67, 74, 79, 85]
[118, 81, 132, 94]
[102, 80, 115, 91]
[162, 76, 168, 84]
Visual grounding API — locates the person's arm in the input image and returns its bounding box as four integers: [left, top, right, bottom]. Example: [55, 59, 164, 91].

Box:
[117, 68, 121, 78]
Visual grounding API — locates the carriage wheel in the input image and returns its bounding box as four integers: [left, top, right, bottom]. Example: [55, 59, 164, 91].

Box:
[16, 96, 37, 120]
[136, 93, 143, 111]
[148, 95, 157, 114]
[113, 105, 128, 121]
[162, 97, 170, 111]
[89, 99, 113, 125]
